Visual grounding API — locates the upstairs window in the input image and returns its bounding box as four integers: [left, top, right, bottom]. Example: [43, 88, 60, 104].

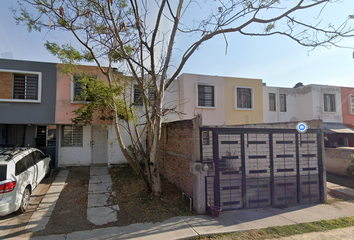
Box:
[72, 75, 94, 102]
[133, 85, 143, 106]
[62, 125, 83, 147]
[198, 85, 215, 107]
[279, 94, 287, 112]
[324, 94, 335, 112]
[350, 94, 354, 114]
[269, 93, 276, 111]
[13, 74, 38, 100]
[235, 87, 253, 109]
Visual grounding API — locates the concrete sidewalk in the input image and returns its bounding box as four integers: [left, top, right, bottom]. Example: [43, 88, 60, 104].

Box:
[29, 200, 354, 240]
[24, 170, 354, 240]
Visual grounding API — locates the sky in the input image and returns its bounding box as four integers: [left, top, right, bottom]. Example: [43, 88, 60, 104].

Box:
[1, 0, 354, 88]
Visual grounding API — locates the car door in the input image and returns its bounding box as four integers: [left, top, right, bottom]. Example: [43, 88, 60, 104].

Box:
[32, 150, 45, 184]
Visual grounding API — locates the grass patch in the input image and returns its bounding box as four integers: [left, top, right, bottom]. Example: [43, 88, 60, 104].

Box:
[194, 217, 354, 240]
[108, 164, 195, 226]
[194, 216, 354, 240]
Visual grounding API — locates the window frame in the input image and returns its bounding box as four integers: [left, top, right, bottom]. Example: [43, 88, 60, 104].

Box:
[71, 74, 95, 103]
[349, 94, 354, 115]
[133, 84, 144, 106]
[323, 93, 336, 113]
[279, 94, 287, 112]
[0, 69, 42, 103]
[62, 125, 83, 147]
[234, 86, 254, 110]
[269, 93, 276, 111]
[196, 83, 216, 108]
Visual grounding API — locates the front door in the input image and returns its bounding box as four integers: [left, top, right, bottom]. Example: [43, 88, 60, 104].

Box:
[92, 126, 107, 164]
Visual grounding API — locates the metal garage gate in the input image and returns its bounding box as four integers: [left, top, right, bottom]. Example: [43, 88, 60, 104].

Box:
[202, 127, 324, 211]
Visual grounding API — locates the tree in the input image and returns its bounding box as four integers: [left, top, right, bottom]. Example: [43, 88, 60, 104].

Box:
[13, 0, 354, 196]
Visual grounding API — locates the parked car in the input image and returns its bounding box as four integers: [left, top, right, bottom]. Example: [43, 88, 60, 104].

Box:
[0, 147, 52, 216]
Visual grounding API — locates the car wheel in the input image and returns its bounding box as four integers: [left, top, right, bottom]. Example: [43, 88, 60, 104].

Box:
[45, 162, 52, 178]
[17, 188, 30, 214]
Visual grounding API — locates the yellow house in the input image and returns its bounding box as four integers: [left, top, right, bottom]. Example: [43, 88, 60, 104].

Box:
[224, 77, 264, 125]
[177, 73, 263, 126]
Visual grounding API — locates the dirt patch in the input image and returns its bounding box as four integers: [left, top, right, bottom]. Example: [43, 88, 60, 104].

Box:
[32, 165, 194, 237]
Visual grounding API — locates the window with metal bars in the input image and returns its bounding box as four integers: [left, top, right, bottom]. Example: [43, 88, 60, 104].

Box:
[198, 85, 215, 107]
[350, 94, 354, 114]
[133, 85, 155, 106]
[324, 94, 335, 112]
[133, 85, 143, 106]
[13, 74, 38, 100]
[73, 75, 93, 102]
[236, 87, 252, 109]
[62, 125, 83, 147]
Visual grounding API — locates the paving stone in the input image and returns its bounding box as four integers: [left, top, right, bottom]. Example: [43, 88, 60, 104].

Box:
[111, 205, 120, 211]
[88, 193, 110, 208]
[87, 207, 117, 225]
[88, 182, 112, 193]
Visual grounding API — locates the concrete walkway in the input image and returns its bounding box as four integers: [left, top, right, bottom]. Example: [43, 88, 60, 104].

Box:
[87, 165, 120, 225]
[26, 170, 69, 232]
[327, 181, 354, 196]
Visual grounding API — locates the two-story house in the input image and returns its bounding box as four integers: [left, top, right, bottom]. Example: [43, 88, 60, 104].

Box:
[0, 58, 181, 167]
[263, 83, 354, 147]
[0, 58, 58, 162]
[178, 73, 264, 125]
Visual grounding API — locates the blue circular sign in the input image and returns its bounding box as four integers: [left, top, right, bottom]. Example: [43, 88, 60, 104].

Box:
[296, 122, 308, 133]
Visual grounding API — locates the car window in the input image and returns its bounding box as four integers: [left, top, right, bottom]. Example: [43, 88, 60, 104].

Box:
[0, 165, 6, 181]
[32, 150, 45, 164]
[15, 155, 34, 176]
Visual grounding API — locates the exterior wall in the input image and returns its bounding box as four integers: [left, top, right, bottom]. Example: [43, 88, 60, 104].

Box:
[263, 86, 311, 123]
[311, 85, 342, 123]
[107, 123, 135, 165]
[178, 73, 225, 125]
[158, 119, 195, 197]
[0, 59, 57, 124]
[55, 64, 109, 124]
[263, 84, 343, 124]
[341, 87, 354, 126]
[58, 125, 92, 166]
[325, 148, 354, 176]
[224, 77, 263, 125]
[162, 80, 181, 122]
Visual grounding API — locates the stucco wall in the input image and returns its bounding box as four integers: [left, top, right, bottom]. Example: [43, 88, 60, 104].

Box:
[325, 148, 354, 176]
[178, 73, 225, 125]
[107, 123, 134, 165]
[0, 59, 57, 124]
[224, 77, 263, 125]
[311, 85, 343, 123]
[55, 65, 109, 124]
[58, 125, 92, 166]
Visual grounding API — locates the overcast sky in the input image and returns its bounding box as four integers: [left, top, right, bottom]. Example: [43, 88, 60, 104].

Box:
[1, 0, 354, 88]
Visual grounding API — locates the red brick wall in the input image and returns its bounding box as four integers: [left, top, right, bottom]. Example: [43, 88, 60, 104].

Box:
[158, 120, 195, 196]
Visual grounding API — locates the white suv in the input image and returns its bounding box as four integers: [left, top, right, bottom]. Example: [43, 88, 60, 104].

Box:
[0, 147, 52, 216]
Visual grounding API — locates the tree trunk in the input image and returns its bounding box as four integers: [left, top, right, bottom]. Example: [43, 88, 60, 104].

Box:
[111, 104, 150, 189]
[149, 92, 164, 196]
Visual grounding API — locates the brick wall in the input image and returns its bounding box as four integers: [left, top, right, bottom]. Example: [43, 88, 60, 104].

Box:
[159, 119, 195, 196]
[0, 72, 13, 99]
